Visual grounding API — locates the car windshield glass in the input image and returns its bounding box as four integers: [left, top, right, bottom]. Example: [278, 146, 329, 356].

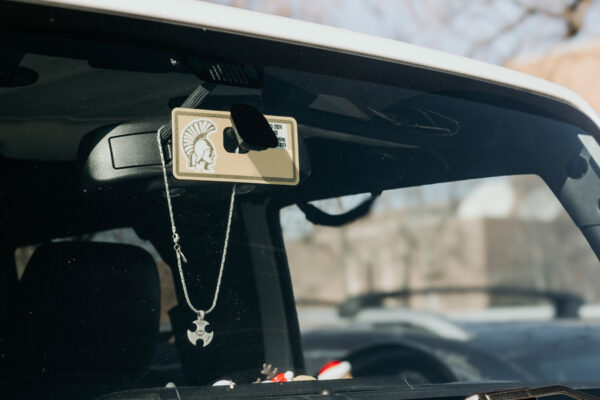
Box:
[2, 20, 600, 400]
[283, 175, 600, 384]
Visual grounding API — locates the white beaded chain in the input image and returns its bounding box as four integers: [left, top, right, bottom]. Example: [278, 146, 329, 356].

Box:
[156, 127, 236, 317]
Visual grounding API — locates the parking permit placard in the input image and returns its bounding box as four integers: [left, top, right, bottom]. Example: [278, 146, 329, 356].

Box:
[172, 108, 299, 185]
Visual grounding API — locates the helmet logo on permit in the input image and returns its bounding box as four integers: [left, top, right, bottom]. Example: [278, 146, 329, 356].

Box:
[181, 118, 217, 172]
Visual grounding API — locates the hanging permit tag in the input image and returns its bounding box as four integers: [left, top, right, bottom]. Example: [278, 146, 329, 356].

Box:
[172, 108, 299, 185]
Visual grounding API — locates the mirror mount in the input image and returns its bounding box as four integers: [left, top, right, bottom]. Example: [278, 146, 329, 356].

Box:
[229, 104, 278, 152]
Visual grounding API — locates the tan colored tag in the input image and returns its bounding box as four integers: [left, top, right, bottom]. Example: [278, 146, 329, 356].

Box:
[172, 108, 299, 185]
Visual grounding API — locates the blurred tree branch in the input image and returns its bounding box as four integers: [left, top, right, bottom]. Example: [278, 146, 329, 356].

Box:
[466, 0, 593, 59]
[565, 0, 593, 36]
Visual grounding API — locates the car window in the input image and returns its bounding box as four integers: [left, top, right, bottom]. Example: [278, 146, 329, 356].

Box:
[283, 175, 600, 382]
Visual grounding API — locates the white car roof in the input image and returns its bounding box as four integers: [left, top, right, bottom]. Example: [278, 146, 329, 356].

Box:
[22, 0, 600, 131]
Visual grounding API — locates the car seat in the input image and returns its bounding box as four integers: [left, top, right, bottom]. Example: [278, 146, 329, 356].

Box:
[0, 241, 160, 399]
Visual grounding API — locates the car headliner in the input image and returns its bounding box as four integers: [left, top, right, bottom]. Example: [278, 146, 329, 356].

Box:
[16, 0, 600, 133]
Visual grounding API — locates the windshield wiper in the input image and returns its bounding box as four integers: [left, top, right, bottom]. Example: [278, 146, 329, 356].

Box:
[338, 286, 584, 319]
[467, 385, 600, 400]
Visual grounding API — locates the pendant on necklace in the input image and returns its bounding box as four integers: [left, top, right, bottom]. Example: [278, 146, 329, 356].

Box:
[186, 311, 214, 347]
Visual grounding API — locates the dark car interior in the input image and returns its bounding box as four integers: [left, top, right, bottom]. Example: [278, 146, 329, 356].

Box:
[3, 2, 600, 400]
[5, 242, 160, 398]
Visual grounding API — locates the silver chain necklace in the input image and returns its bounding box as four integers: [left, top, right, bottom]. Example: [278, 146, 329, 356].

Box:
[157, 128, 236, 347]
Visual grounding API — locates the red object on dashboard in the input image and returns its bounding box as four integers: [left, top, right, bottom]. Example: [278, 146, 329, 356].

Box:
[318, 360, 352, 380]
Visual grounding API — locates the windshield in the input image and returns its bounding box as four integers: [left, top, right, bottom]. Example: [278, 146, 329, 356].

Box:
[2, 5, 600, 400]
[283, 175, 600, 384]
